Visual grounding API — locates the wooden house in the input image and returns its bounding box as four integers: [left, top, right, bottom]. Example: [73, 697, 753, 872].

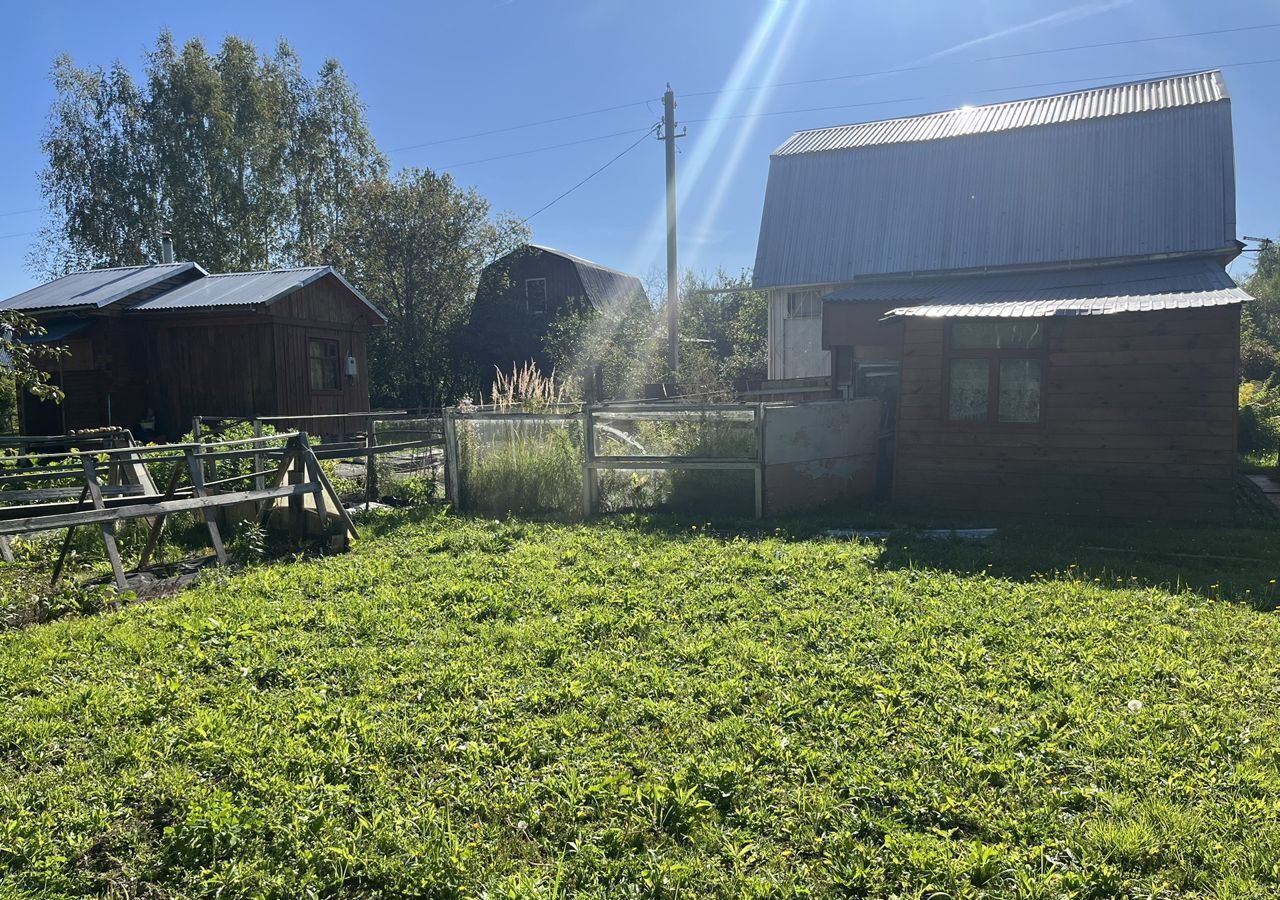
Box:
[751, 70, 1250, 521]
[0, 263, 385, 440]
[464, 244, 645, 389]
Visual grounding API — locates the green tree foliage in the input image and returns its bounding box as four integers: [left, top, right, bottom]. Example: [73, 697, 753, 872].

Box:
[543, 268, 768, 400]
[334, 170, 528, 408]
[32, 31, 385, 276]
[676, 269, 768, 386]
[543, 289, 660, 398]
[1241, 239, 1280, 382]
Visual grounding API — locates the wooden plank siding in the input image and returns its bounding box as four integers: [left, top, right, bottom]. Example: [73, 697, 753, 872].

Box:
[892, 306, 1240, 522]
[145, 320, 278, 439]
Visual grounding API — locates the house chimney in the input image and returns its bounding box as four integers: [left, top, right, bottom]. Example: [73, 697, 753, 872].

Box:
[160, 231, 175, 264]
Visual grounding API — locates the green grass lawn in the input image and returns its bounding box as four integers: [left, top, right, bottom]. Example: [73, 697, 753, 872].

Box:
[2, 509, 1280, 898]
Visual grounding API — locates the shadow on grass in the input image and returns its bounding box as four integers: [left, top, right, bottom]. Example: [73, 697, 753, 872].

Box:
[605, 501, 1280, 611]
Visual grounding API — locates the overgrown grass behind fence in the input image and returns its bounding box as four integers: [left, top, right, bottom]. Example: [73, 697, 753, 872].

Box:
[457, 415, 584, 516]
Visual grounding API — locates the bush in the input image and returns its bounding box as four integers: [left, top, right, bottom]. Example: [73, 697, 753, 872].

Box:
[1239, 380, 1280, 456]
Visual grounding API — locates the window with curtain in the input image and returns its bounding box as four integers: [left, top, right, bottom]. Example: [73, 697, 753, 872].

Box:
[946, 321, 1043, 424]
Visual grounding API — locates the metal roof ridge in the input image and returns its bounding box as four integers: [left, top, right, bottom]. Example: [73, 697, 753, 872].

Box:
[525, 244, 643, 281]
[773, 69, 1226, 156]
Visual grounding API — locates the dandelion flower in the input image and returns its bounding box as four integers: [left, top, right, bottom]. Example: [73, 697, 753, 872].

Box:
[1127, 699, 1144, 713]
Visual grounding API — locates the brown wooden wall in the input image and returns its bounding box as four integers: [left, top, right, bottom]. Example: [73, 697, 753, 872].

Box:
[893, 305, 1240, 522]
[18, 273, 380, 440]
[268, 275, 375, 422]
[145, 319, 278, 439]
[465, 250, 590, 390]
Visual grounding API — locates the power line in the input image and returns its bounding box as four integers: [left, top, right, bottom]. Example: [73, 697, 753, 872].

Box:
[0, 207, 41, 219]
[0, 230, 37, 240]
[518, 124, 660, 224]
[976, 56, 1280, 94]
[977, 22, 1280, 61]
[440, 126, 656, 170]
[685, 95, 921, 126]
[389, 98, 658, 154]
[678, 22, 1280, 103]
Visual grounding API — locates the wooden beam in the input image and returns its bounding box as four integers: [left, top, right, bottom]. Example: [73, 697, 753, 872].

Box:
[82, 455, 127, 591]
[0, 483, 319, 536]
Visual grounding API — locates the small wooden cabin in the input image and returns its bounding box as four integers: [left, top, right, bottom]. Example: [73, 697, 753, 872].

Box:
[464, 244, 645, 389]
[0, 263, 385, 440]
[751, 70, 1251, 522]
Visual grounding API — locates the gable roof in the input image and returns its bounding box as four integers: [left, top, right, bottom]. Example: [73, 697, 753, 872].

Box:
[126, 266, 385, 322]
[0, 262, 205, 313]
[526, 245, 646, 309]
[822, 257, 1249, 319]
[753, 71, 1237, 288]
[775, 70, 1228, 155]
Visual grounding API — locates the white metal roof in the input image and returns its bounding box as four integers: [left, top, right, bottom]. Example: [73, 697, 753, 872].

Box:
[820, 257, 1249, 319]
[774, 70, 1228, 155]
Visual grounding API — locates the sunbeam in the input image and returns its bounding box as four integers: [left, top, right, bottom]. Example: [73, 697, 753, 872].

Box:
[624, 0, 794, 280]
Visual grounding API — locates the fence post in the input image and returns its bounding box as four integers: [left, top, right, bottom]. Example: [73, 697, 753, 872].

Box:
[288, 435, 306, 542]
[81, 454, 128, 590]
[581, 402, 596, 519]
[443, 409, 461, 509]
[365, 414, 377, 508]
[754, 403, 766, 520]
[253, 419, 265, 492]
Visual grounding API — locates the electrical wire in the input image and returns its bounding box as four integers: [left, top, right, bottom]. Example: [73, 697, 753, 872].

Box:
[389, 98, 659, 154]
[439, 126, 657, 170]
[977, 22, 1280, 61]
[684, 95, 921, 126]
[976, 56, 1280, 94]
[517, 124, 660, 224]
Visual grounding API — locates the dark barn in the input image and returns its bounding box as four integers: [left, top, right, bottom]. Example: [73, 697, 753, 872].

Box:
[464, 244, 645, 390]
[752, 70, 1251, 522]
[0, 262, 385, 440]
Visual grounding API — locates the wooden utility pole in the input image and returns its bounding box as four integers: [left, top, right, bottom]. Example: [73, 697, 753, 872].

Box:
[659, 85, 683, 374]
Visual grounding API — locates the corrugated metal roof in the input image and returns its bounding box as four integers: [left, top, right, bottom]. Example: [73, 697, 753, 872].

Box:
[752, 76, 1236, 288]
[0, 263, 203, 312]
[775, 71, 1227, 155]
[819, 258, 1249, 318]
[529, 245, 646, 309]
[126, 266, 385, 321]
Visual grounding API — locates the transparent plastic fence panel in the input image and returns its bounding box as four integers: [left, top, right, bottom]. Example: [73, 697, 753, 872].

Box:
[455, 414, 584, 516]
[591, 407, 758, 460]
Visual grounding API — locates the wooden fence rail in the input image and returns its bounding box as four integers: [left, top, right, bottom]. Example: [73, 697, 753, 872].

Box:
[192, 413, 444, 507]
[0, 433, 353, 590]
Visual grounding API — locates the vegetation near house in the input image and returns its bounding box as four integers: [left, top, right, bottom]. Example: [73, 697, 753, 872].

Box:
[28, 30, 528, 412]
[333, 170, 529, 409]
[34, 31, 384, 277]
[2, 511, 1279, 896]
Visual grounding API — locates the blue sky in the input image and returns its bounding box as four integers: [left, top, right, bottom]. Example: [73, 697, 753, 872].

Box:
[1, 0, 1276, 298]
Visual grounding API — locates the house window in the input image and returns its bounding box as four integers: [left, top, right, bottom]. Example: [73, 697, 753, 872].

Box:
[308, 338, 340, 392]
[525, 278, 547, 314]
[786, 291, 820, 318]
[946, 321, 1043, 424]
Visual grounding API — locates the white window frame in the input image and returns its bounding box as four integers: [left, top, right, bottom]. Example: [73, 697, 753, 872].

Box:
[525, 278, 548, 314]
[785, 290, 820, 318]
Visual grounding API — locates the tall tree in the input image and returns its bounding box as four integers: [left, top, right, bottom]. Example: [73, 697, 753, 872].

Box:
[1241, 238, 1280, 382]
[334, 169, 528, 407]
[32, 31, 385, 277]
